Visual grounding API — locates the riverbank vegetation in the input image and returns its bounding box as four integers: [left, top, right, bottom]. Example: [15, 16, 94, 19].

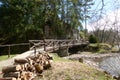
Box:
[82, 34, 120, 53]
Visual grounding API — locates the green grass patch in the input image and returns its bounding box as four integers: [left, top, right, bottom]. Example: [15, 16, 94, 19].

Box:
[0, 54, 16, 61]
[51, 53, 71, 62]
[89, 43, 99, 47]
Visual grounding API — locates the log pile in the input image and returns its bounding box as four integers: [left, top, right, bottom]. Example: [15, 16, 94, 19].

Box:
[1, 52, 53, 80]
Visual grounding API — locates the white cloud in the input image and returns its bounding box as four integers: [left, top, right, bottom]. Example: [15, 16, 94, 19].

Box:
[87, 9, 120, 31]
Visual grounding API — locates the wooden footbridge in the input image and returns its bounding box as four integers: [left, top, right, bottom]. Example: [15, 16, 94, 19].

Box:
[29, 39, 88, 52]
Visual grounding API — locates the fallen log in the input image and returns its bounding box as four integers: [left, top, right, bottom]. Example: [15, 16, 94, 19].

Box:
[14, 59, 28, 64]
[2, 65, 22, 73]
[3, 72, 20, 78]
[0, 77, 16, 80]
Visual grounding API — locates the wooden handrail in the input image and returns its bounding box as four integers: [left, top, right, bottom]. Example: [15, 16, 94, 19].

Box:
[0, 43, 30, 47]
[0, 43, 30, 58]
[29, 39, 85, 52]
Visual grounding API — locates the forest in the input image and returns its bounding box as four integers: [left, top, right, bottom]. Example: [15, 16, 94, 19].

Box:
[0, 0, 120, 53]
[0, 0, 93, 44]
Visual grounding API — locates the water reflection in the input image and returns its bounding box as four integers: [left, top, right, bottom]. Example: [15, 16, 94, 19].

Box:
[99, 55, 120, 77]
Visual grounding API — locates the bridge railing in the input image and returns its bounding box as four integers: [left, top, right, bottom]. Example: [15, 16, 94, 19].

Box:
[29, 39, 85, 52]
[0, 43, 30, 58]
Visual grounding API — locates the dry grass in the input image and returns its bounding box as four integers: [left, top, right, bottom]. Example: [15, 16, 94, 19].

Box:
[0, 53, 115, 80]
[35, 54, 115, 80]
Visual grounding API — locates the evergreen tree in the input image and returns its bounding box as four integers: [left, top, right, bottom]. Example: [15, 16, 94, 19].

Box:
[0, 0, 93, 43]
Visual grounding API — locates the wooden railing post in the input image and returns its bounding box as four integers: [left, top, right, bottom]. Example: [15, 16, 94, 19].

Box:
[72, 40, 74, 45]
[33, 46, 36, 56]
[53, 41, 54, 51]
[58, 41, 61, 52]
[43, 39, 46, 51]
[8, 46, 10, 58]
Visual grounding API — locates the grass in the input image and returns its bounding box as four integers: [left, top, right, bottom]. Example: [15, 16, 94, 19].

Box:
[36, 53, 115, 80]
[51, 53, 71, 62]
[0, 54, 16, 61]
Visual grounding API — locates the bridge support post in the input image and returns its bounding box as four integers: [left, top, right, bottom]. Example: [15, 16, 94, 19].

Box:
[43, 39, 46, 51]
[58, 47, 69, 57]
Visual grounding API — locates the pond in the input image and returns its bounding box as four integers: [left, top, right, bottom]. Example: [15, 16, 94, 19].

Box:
[99, 54, 120, 78]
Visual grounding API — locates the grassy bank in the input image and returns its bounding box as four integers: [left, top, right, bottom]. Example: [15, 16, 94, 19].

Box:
[36, 53, 115, 80]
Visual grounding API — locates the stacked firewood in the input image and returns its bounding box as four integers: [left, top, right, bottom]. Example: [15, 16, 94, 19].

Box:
[1, 52, 53, 80]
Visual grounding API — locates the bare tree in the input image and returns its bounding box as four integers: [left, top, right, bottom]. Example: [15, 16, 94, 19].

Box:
[88, 0, 120, 49]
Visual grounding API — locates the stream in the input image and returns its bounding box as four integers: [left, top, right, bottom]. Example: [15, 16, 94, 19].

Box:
[99, 54, 120, 78]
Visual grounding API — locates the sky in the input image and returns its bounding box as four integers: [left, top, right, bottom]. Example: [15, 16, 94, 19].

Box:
[91, 0, 112, 13]
[86, 0, 120, 31]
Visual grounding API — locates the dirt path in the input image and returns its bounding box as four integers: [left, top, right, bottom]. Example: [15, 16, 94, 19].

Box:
[0, 49, 46, 71]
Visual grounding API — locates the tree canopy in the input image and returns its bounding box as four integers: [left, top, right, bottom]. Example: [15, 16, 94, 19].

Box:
[0, 0, 93, 44]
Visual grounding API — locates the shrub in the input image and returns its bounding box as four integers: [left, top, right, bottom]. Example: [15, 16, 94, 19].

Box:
[89, 34, 98, 43]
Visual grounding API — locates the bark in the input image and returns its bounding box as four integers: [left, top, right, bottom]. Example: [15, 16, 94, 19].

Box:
[2, 65, 21, 73]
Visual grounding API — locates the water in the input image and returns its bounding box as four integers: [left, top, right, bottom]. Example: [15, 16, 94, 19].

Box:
[99, 55, 120, 77]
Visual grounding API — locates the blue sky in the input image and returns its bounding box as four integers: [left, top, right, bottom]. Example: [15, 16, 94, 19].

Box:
[91, 0, 120, 14]
[86, 0, 120, 30]
[87, 0, 120, 31]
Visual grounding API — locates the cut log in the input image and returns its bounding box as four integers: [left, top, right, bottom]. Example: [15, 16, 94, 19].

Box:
[3, 72, 20, 78]
[21, 71, 34, 80]
[27, 58, 35, 65]
[20, 65, 25, 71]
[27, 55, 38, 61]
[14, 59, 28, 64]
[34, 63, 43, 73]
[16, 78, 21, 80]
[1, 52, 52, 79]
[43, 60, 51, 69]
[2, 65, 22, 73]
[0, 77, 16, 80]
